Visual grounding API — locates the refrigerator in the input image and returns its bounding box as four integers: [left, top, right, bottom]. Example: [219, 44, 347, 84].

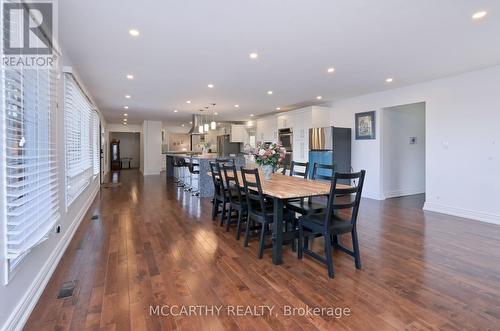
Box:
[217, 135, 241, 156]
[308, 127, 351, 184]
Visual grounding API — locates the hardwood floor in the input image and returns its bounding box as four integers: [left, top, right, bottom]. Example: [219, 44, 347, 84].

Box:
[24, 170, 500, 330]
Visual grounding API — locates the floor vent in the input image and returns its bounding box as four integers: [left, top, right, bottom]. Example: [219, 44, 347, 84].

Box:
[57, 281, 76, 299]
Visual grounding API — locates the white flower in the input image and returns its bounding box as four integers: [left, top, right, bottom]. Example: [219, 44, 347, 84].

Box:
[259, 149, 266, 156]
[272, 150, 276, 154]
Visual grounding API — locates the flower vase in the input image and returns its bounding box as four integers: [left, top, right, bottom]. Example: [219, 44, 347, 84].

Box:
[262, 165, 273, 180]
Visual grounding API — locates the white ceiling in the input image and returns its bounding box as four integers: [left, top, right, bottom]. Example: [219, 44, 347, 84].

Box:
[60, 0, 500, 125]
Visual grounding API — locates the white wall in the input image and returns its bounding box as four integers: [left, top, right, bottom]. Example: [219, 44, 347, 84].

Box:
[382, 102, 426, 198]
[0, 58, 105, 330]
[110, 132, 141, 168]
[329, 65, 500, 224]
[142, 121, 163, 175]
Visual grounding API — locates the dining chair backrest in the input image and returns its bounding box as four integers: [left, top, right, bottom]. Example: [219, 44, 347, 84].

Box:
[241, 168, 267, 215]
[209, 161, 226, 198]
[222, 163, 243, 203]
[289, 161, 309, 179]
[324, 170, 366, 228]
[216, 157, 234, 165]
[312, 163, 336, 181]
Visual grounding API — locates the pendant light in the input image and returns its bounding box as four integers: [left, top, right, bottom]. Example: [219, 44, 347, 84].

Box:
[198, 109, 204, 133]
[210, 103, 217, 130]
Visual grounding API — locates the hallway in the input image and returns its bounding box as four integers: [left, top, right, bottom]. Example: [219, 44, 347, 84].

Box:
[24, 170, 500, 330]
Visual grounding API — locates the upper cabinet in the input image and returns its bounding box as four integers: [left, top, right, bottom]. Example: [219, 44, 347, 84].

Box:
[256, 117, 277, 142]
[230, 124, 249, 143]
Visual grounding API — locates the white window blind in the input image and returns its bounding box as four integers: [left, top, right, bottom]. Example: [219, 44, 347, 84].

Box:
[2, 66, 60, 261]
[64, 73, 94, 207]
[92, 111, 100, 176]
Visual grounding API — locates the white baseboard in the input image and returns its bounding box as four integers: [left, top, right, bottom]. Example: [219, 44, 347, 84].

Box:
[423, 202, 500, 226]
[2, 184, 100, 331]
[384, 188, 425, 199]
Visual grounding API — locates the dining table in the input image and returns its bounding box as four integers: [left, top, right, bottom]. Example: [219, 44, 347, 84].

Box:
[211, 169, 351, 265]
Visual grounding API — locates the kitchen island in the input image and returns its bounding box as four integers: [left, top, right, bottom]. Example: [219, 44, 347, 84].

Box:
[164, 153, 246, 197]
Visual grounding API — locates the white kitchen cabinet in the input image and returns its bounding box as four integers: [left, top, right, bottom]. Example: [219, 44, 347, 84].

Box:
[230, 124, 249, 143]
[256, 117, 277, 143]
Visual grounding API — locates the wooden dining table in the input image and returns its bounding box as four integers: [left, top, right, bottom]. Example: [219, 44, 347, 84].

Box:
[211, 169, 351, 265]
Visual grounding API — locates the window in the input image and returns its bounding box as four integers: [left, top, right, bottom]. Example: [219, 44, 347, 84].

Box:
[2, 66, 60, 266]
[64, 73, 99, 207]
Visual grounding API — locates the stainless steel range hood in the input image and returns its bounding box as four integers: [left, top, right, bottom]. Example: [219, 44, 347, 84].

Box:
[188, 114, 204, 135]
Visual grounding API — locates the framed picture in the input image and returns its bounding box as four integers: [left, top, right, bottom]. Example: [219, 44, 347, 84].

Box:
[355, 111, 376, 140]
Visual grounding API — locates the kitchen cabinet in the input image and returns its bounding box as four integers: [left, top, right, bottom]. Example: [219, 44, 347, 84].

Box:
[256, 117, 277, 142]
[230, 124, 249, 143]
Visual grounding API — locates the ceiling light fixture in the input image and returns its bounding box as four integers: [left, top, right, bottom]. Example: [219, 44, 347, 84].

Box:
[385, 77, 394, 83]
[173, 109, 178, 113]
[186, 100, 191, 104]
[124, 106, 129, 109]
[327, 67, 335, 73]
[316, 96, 322, 100]
[189, 121, 193, 124]
[267, 90, 273, 95]
[207, 84, 214, 88]
[234, 104, 239, 108]
[125, 95, 131, 99]
[181, 124, 185, 127]
[129, 29, 140, 37]
[214, 112, 218, 115]
[250, 114, 254, 117]
[124, 113, 128, 116]
[126, 74, 134, 80]
[249, 52, 258, 59]
[472, 11, 487, 20]
[276, 107, 281, 111]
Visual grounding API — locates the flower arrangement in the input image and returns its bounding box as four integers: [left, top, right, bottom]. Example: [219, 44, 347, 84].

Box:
[251, 142, 286, 167]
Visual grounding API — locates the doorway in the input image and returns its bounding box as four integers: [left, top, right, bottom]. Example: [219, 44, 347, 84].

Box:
[382, 102, 426, 199]
[109, 132, 141, 171]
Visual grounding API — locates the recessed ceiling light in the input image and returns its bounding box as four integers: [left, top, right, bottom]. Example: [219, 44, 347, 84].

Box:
[126, 74, 134, 80]
[234, 104, 239, 108]
[249, 52, 258, 59]
[124, 113, 128, 116]
[327, 67, 335, 73]
[385, 77, 394, 83]
[472, 11, 487, 20]
[125, 95, 131, 99]
[186, 100, 191, 104]
[173, 109, 178, 113]
[181, 124, 185, 127]
[267, 90, 273, 95]
[123, 123, 127, 125]
[207, 84, 214, 88]
[129, 29, 140, 37]
[189, 121, 193, 124]
[276, 107, 281, 110]
[250, 114, 254, 117]
[124, 106, 129, 109]
[214, 112, 218, 115]
[316, 96, 322, 100]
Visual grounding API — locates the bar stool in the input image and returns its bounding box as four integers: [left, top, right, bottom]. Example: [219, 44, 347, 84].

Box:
[173, 157, 187, 187]
[188, 160, 200, 196]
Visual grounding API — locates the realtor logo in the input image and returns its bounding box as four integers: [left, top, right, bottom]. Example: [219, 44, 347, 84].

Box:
[2, 1, 56, 67]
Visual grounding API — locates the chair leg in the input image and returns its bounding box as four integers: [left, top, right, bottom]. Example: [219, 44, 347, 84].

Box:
[331, 234, 340, 248]
[236, 210, 242, 240]
[258, 223, 266, 259]
[211, 200, 218, 220]
[324, 233, 334, 278]
[244, 218, 252, 247]
[298, 225, 304, 259]
[352, 229, 362, 269]
[220, 202, 226, 226]
[226, 206, 233, 231]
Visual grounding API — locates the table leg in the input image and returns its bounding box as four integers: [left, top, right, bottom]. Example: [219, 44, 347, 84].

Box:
[272, 197, 283, 265]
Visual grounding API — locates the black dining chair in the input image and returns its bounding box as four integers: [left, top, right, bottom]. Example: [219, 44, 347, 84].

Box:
[222, 164, 247, 239]
[289, 161, 310, 179]
[297, 170, 366, 278]
[216, 157, 234, 165]
[286, 163, 336, 216]
[209, 161, 229, 225]
[241, 168, 273, 258]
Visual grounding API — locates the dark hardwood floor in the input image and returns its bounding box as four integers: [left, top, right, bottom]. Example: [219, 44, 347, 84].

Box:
[24, 170, 500, 330]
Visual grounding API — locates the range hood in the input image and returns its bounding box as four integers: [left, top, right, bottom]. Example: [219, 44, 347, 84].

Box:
[188, 114, 204, 135]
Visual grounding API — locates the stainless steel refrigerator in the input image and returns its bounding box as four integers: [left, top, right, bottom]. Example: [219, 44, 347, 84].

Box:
[217, 135, 241, 156]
